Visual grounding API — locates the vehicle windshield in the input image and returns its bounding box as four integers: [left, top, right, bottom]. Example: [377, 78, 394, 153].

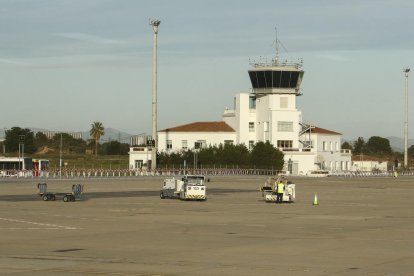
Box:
[186, 176, 205, 185]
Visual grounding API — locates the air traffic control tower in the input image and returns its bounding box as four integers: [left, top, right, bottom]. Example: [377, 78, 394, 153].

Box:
[247, 56, 305, 149]
[248, 58, 304, 95]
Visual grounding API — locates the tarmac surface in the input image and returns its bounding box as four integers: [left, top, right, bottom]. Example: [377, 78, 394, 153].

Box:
[0, 175, 413, 275]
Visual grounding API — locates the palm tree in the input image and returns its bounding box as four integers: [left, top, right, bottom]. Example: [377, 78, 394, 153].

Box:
[90, 121, 105, 157]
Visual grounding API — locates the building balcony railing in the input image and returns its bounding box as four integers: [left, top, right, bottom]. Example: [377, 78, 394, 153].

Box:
[281, 148, 313, 153]
[341, 149, 352, 155]
[223, 109, 235, 117]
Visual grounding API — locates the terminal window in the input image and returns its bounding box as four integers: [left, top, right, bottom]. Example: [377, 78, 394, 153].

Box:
[182, 140, 187, 150]
[224, 140, 234, 145]
[249, 140, 254, 150]
[195, 140, 206, 149]
[277, 140, 293, 148]
[277, 121, 293, 132]
[280, 97, 288, 108]
[249, 122, 255, 132]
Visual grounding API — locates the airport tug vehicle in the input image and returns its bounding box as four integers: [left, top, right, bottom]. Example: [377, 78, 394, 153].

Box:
[37, 183, 83, 202]
[260, 175, 295, 203]
[160, 175, 207, 201]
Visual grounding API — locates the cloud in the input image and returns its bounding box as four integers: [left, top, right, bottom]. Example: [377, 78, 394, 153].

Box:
[53, 32, 124, 45]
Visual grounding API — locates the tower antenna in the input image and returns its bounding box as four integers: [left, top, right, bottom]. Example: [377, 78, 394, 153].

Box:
[275, 27, 279, 64]
[273, 27, 288, 65]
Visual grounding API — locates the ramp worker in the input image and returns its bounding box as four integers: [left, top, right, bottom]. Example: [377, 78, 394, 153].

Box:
[276, 180, 285, 203]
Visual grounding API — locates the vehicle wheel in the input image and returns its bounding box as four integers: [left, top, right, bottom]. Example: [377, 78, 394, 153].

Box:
[160, 192, 165, 199]
[42, 195, 49, 201]
[63, 196, 69, 202]
[70, 195, 75, 202]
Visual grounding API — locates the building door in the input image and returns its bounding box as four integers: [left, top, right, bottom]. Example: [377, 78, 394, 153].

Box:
[135, 160, 143, 169]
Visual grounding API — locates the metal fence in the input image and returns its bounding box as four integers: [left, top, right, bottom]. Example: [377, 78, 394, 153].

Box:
[1, 168, 413, 179]
[0, 168, 286, 179]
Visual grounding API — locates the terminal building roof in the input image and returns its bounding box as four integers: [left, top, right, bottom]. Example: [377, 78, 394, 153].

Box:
[159, 121, 235, 133]
[303, 126, 342, 135]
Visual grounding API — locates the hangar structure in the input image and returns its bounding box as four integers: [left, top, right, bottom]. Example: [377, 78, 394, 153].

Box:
[129, 56, 352, 175]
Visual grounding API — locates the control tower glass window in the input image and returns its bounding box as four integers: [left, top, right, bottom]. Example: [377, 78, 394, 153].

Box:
[249, 70, 302, 89]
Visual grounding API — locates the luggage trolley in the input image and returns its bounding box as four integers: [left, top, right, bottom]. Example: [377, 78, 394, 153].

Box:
[37, 183, 83, 202]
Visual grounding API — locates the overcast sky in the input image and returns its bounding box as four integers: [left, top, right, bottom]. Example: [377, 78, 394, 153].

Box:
[1, 0, 413, 140]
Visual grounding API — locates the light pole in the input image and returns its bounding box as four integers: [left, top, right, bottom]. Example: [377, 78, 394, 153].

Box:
[150, 19, 160, 171]
[2, 128, 6, 154]
[59, 133, 62, 177]
[18, 135, 25, 170]
[404, 68, 410, 167]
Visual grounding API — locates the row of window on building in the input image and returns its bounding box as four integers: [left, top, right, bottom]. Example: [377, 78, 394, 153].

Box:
[248, 121, 294, 132]
[245, 96, 290, 110]
[321, 161, 350, 171]
[322, 141, 339, 152]
[165, 139, 296, 151]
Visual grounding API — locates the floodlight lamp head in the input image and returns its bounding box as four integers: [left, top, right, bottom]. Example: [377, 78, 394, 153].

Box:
[149, 19, 161, 34]
[150, 20, 161, 26]
[404, 67, 410, 73]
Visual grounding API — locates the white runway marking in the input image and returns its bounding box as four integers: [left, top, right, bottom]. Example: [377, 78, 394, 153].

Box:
[0, 228, 60, 230]
[0, 217, 78, 230]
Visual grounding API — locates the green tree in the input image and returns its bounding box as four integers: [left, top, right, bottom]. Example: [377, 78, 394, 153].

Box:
[222, 143, 249, 166]
[366, 136, 392, 156]
[408, 145, 414, 158]
[353, 137, 366, 155]
[198, 145, 218, 165]
[4, 127, 36, 154]
[102, 141, 130, 155]
[158, 151, 184, 167]
[341, 141, 353, 150]
[34, 132, 49, 149]
[90, 122, 105, 157]
[50, 133, 87, 154]
[250, 141, 284, 169]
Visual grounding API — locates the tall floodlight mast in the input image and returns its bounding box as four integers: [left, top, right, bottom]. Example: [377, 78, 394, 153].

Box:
[404, 67, 410, 167]
[150, 19, 160, 171]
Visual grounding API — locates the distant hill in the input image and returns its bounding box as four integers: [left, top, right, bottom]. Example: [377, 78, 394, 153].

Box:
[386, 136, 414, 152]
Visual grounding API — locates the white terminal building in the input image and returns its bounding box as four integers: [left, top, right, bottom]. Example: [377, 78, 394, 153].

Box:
[129, 56, 352, 175]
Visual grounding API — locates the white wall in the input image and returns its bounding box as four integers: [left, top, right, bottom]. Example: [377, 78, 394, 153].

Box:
[158, 131, 237, 152]
[253, 94, 300, 148]
[129, 147, 152, 169]
[310, 133, 351, 171]
[223, 94, 258, 148]
[283, 151, 318, 175]
[351, 161, 388, 172]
